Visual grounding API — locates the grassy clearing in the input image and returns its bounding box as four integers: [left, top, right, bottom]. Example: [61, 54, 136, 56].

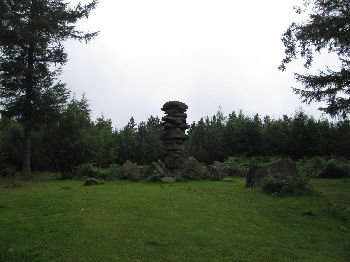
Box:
[0, 175, 349, 261]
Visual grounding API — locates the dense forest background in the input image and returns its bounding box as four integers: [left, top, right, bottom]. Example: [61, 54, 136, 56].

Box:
[1, 95, 349, 176]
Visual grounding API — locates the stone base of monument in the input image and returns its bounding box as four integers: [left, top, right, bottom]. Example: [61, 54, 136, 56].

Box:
[145, 159, 169, 178]
[182, 157, 206, 179]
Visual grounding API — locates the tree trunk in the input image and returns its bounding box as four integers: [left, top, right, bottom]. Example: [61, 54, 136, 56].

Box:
[23, 2, 35, 179]
[22, 125, 32, 179]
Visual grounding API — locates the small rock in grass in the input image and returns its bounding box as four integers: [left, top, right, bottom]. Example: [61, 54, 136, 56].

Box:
[84, 178, 102, 186]
[302, 210, 316, 216]
[146, 240, 158, 246]
[161, 177, 174, 183]
[223, 177, 233, 182]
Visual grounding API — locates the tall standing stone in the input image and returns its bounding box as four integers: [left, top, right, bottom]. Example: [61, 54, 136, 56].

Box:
[161, 101, 189, 171]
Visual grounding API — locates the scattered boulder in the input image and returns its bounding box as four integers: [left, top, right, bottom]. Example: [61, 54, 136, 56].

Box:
[223, 177, 233, 182]
[137, 165, 145, 178]
[245, 165, 260, 187]
[161, 177, 175, 183]
[208, 166, 222, 181]
[84, 178, 102, 186]
[302, 210, 316, 216]
[208, 161, 231, 181]
[245, 158, 299, 187]
[183, 157, 206, 179]
[119, 160, 142, 181]
[146, 159, 169, 178]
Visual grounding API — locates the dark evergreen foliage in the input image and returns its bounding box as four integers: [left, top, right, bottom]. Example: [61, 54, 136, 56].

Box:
[0, 117, 23, 170]
[1, 101, 350, 175]
[187, 109, 350, 163]
[116, 115, 165, 165]
[280, 0, 350, 118]
[0, 0, 98, 177]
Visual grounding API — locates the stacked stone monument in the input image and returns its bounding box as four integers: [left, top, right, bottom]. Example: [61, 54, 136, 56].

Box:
[161, 101, 189, 171]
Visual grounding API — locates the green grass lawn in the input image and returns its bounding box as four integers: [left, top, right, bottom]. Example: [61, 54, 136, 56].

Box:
[0, 175, 349, 261]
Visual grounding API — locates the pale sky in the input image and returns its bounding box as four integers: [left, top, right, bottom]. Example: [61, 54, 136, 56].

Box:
[62, 0, 340, 128]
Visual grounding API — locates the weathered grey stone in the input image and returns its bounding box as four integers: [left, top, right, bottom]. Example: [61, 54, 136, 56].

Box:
[208, 165, 222, 181]
[161, 128, 186, 136]
[302, 210, 316, 216]
[161, 177, 175, 183]
[208, 161, 231, 181]
[157, 159, 167, 170]
[164, 133, 188, 140]
[213, 161, 231, 174]
[162, 101, 188, 111]
[147, 160, 168, 178]
[119, 160, 142, 181]
[183, 157, 206, 179]
[245, 158, 299, 187]
[161, 101, 189, 171]
[171, 113, 187, 118]
[246, 165, 259, 187]
[162, 116, 186, 125]
[84, 178, 102, 186]
[164, 156, 185, 171]
[164, 144, 185, 150]
[223, 177, 233, 182]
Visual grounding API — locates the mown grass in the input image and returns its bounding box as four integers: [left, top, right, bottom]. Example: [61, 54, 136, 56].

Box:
[0, 174, 349, 261]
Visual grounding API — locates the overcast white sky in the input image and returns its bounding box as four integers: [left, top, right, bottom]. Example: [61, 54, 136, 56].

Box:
[62, 0, 339, 128]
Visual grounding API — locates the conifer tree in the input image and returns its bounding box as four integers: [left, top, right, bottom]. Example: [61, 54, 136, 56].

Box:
[0, 0, 98, 177]
[280, 0, 350, 118]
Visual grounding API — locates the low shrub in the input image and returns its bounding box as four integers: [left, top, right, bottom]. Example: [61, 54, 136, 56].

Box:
[228, 166, 245, 177]
[61, 172, 75, 179]
[261, 174, 311, 196]
[0, 165, 17, 177]
[104, 164, 120, 180]
[224, 156, 282, 177]
[327, 201, 350, 223]
[146, 170, 162, 182]
[73, 163, 104, 179]
[73, 163, 121, 180]
[174, 172, 184, 182]
[319, 160, 350, 178]
[296, 157, 350, 178]
[141, 165, 152, 178]
[296, 156, 326, 177]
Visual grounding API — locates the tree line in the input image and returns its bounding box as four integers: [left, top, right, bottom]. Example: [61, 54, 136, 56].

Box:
[0, 96, 165, 176]
[187, 110, 350, 163]
[0, 0, 349, 177]
[1, 96, 349, 176]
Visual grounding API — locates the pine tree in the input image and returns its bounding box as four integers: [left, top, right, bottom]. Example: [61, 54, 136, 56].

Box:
[0, 0, 98, 178]
[280, 0, 350, 118]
